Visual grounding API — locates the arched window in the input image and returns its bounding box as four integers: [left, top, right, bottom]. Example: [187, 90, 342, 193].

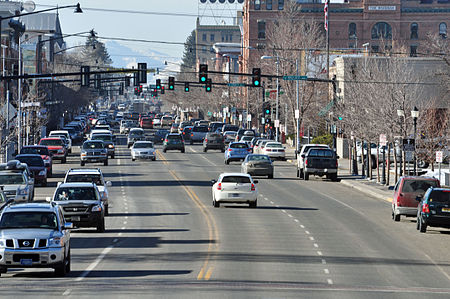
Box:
[439, 22, 447, 38]
[410, 23, 418, 40]
[348, 23, 357, 39]
[371, 22, 392, 40]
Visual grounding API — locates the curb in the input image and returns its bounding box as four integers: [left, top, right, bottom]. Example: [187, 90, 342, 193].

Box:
[340, 180, 392, 203]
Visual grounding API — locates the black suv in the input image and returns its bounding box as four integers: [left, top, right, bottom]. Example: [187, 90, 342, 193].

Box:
[417, 188, 450, 233]
[203, 132, 225, 152]
[163, 133, 185, 153]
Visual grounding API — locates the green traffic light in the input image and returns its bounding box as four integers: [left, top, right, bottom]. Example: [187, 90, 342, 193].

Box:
[265, 109, 270, 114]
[206, 87, 211, 91]
[201, 77, 206, 82]
[338, 116, 343, 120]
[254, 80, 260, 86]
[170, 86, 174, 90]
[185, 88, 189, 92]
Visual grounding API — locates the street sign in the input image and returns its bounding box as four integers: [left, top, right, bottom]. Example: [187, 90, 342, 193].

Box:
[295, 109, 300, 119]
[274, 119, 280, 128]
[228, 83, 246, 87]
[403, 138, 415, 151]
[239, 115, 242, 122]
[436, 151, 443, 163]
[405, 151, 414, 162]
[282, 75, 307, 81]
[379, 134, 387, 146]
[247, 114, 252, 122]
[261, 117, 265, 123]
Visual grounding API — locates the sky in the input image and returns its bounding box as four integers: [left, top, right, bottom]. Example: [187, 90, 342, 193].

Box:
[34, 0, 243, 66]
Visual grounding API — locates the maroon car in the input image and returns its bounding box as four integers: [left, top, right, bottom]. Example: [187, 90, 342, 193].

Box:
[15, 154, 48, 186]
[20, 145, 53, 177]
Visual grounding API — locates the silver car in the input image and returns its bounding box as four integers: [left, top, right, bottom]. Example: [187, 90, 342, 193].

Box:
[0, 161, 35, 202]
[80, 140, 108, 166]
[131, 141, 156, 161]
[241, 154, 274, 179]
[0, 203, 72, 276]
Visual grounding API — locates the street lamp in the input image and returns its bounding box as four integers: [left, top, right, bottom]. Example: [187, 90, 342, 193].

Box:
[411, 106, 419, 175]
[261, 55, 279, 142]
[397, 109, 405, 176]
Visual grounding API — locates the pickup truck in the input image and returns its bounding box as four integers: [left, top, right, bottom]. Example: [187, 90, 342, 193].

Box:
[296, 144, 330, 179]
[302, 148, 338, 181]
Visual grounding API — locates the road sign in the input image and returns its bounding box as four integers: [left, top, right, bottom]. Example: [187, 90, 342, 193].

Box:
[239, 115, 242, 122]
[436, 151, 443, 163]
[379, 134, 387, 146]
[295, 109, 300, 119]
[228, 83, 246, 87]
[405, 151, 414, 162]
[282, 75, 307, 81]
[403, 138, 415, 151]
[261, 117, 265, 123]
[274, 119, 280, 128]
[247, 114, 252, 122]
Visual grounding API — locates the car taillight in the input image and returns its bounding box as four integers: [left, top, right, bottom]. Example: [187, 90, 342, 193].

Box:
[205, 139, 208, 142]
[251, 183, 255, 191]
[247, 148, 252, 152]
[279, 149, 285, 152]
[191, 133, 194, 137]
[336, 160, 338, 168]
[305, 158, 308, 166]
[164, 139, 168, 142]
[422, 203, 430, 213]
[228, 148, 232, 152]
[183, 132, 185, 135]
[217, 183, 222, 191]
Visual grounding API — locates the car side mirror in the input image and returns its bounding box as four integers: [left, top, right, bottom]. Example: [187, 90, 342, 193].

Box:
[336, 155, 340, 159]
[415, 195, 423, 202]
[63, 222, 74, 230]
[211, 179, 217, 186]
[301, 154, 305, 158]
[253, 180, 259, 184]
[106, 181, 112, 187]
[388, 186, 394, 190]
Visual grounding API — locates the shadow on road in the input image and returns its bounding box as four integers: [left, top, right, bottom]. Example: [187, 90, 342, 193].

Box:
[119, 180, 212, 187]
[221, 205, 318, 211]
[108, 212, 189, 217]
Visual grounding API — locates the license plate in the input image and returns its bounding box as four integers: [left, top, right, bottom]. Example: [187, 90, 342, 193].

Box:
[442, 208, 450, 212]
[20, 259, 33, 266]
[71, 216, 80, 221]
[230, 193, 240, 198]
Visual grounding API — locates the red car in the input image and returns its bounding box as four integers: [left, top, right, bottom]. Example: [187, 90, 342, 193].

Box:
[39, 137, 67, 163]
[19, 145, 53, 177]
[391, 176, 440, 222]
[140, 117, 153, 129]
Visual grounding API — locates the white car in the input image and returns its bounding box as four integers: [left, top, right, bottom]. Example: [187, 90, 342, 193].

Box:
[131, 141, 156, 161]
[211, 173, 258, 208]
[223, 131, 237, 144]
[153, 118, 161, 127]
[260, 142, 286, 160]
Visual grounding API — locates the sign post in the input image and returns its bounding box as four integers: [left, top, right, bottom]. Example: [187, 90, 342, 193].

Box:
[436, 151, 443, 182]
[379, 134, 387, 184]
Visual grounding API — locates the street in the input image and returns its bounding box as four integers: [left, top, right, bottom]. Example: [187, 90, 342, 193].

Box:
[1, 135, 449, 298]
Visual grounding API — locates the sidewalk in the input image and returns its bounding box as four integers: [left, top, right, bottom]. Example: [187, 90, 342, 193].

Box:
[284, 145, 394, 203]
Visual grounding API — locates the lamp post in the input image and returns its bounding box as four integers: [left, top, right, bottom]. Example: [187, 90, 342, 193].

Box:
[397, 109, 405, 176]
[411, 106, 419, 175]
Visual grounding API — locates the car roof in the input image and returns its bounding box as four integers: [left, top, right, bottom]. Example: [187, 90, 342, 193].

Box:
[67, 168, 101, 175]
[58, 182, 98, 188]
[40, 137, 61, 140]
[219, 172, 251, 178]
[3, 203, 57, 213]
[400, 176, 439, 181]
[22, 145, 47, 148]
[15, 154, 42, 158]
[50, 130, 69, 134]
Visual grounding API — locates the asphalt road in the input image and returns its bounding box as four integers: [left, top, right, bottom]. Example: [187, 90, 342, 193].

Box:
[1, 135, 450, 298]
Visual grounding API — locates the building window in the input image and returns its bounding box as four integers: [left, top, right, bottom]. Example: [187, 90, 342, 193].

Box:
[266, 0, 272, 10]
[230, 34, 233, 42]
[410, 23, 418, 40]
[255, 0, 261, 10]
[202, 34, 207, 42]
[210, 34, 215, 42]
[439, 22, 447, 38]
[202, 46, 207, 53]
[371, 22, 392, 40]
[258, 20, 266, 39]
[371, 45, 379, 53]
[410, 45, 418, 57]
[278, 0, 284, 10]
[348, 23, 357, 40]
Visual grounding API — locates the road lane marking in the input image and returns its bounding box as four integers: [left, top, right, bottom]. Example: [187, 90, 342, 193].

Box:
[324, 269, 330, 274]
[294, 219, 299, 223]
[282, 210, 286, 213]
[300, 225, 305, 228]
[113, 238, 119, 243]
[305, 231, 310, 235]
[118, 232, 123, 236]
[288, 214, 293, 218]
[327, 279, 333, 285]
[314, 243, 319, 248]
[205, 267, 213, 280]
[62, 289, 72, 296]
[317, 251, 323, 256]
[76, 245, 114, 281]
[309, 237, 314, 241]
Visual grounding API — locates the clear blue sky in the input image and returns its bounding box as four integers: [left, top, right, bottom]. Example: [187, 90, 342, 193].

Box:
[35, 0, 242, 61]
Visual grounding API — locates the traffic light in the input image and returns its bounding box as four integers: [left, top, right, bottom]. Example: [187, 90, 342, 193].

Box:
[156, 79, 161, 90]
[168, 77, 175, 90]
[184, 82, 190, 92]
[138, 63, 147, 84]
[94, 74, 101, 89]
[134, 87, 138, 95]
[124, 76, 130, 87]
[263, 101, 271, 116]
[80, 66, 90, 87]
[252, 68, 261, 87]
[205, 79, 212, 92]
[161, 86, 165, 94]
[199, 64, 208, 83]
[139, 85, 143, 94]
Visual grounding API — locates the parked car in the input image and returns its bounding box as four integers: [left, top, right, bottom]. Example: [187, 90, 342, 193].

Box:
[296, 144, 330, 179]
[153, 129, 170, 144]
[49, 182, 105, 232]
[302, 147, 339, 181]
[417, 188, 450, 233]
[20, 145, 53, 177]
[211, 173, 258, 208]
[163, 133, 185, 153]
[0, 161, 35, 202]
[39, 137, 67, 164]
[0, 202, 72, 276]
[203, 132, 225, 152]
[224, 142, 252, 164]
[80, 140, 108, 166]
[241, 154, 274, 179]
[190, 126, 209, 144]
[14, 154, 48, 186]
[64, 168, 112, 215]
[391, 176, 440, 222]
[131, 141, 156, 161]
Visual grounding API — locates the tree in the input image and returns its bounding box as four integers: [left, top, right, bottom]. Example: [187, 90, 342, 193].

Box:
[181, 30, 196, 71]
[81, 30, 112, 67]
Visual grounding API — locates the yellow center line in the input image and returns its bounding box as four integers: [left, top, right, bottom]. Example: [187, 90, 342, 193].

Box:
[156, 150, 219, 280]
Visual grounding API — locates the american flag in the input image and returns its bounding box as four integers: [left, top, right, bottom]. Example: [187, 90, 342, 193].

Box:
[324, 0, 329, 32]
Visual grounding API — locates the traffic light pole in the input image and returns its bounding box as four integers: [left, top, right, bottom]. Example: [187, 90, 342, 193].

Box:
[275, 56, 279, 142]
[296, 59, 300, 154]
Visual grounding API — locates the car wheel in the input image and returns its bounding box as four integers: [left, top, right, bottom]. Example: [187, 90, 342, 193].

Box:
[181, 149, 185, 153]
[249, 201, 257, 208]
[299, 169, 304, 179]
[190, 141, 193, 145]
[419, 217, 427, 233]
[132, 158, 135, 161]
[296, 169, 300, 177]
[331, 173, 338, 182]
[97, 218, 106, 232]
[268, 173, 273, 179]
[213, 198, 220, 208]
[221, 148, 225, 153]
[225, 159, 229, 165]
[416, 216, 420, 230]
[104, 159, 108, 166]
[417, 160, 429, 169]
[62, 157, 67, 164]
[304, 172, 309, 181]
[203, 148, 207, 152]
[163, 149, 167, 153]
[65, 249, 71, 273]
[111, 154, 115, 159]
[54, 252, 68, 277]
[153, 157, 156, 161]
[0, 267, 7, 275]
[104, 205, 109, 216]
[80, 161, 85, 166]
[48, 169, 53, 178]
[393, 207, 400, 222]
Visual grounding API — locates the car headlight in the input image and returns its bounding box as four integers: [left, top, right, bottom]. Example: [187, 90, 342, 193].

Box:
[48, 237, 63, 247]
[0, 239, 6, 248]
[39, 170, 46, 176]
[18, 188, 28, 195]
[57, 149, 64, 153]
[92, 205, 102, 212]
[108, 144, 114, 149]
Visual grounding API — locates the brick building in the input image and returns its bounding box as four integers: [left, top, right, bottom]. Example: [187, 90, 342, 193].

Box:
[242, 0, 449, 73]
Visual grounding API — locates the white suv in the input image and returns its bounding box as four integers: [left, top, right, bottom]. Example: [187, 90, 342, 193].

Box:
[63, 168, 112, 215]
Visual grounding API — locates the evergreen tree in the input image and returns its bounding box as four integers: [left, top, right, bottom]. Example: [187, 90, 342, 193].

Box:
[181, 30, 196, 71]
[82, 30, 112, 67]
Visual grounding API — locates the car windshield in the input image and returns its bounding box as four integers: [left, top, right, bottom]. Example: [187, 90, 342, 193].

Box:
[40, 139, 63, 146]
[402, 180, 439, 193]
[83, 142, 104, 149]
[66, 174, 103, 185]
[20, 147, 49, 156]
[0, 174, 25, 184]
[266, 143, 282, 148]
[54, 187, 97, 201]
[134, 142, 154, 149]
[16, 156, 44, 167]
[248, 155, 271, 162]
[222, 176, 251, 184]
[92, 135, 112, 142]
[428, 190, 450, 203]
[0, 212, 58, 230]
[230, 143, 248, 149]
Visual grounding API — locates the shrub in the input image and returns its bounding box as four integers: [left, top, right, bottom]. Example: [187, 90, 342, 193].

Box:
[311, 134, 333, 147]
